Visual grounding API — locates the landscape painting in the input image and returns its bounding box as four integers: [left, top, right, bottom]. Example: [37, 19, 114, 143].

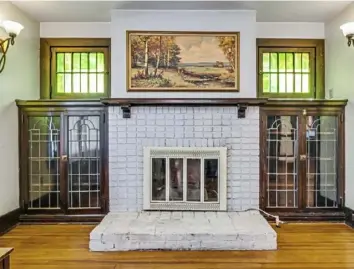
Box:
[127, 31, 240, 91]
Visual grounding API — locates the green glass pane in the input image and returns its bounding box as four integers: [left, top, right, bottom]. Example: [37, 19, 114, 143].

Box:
[286, 53, 293, 72]
[286, 74, 294, 93]
[294, 53, 302, 73]
[262, 74, 270, 93]
[64, 53, 72, 72]
[56, 53, 64, 73]
[279, 53, 286, 72]
[97, 74, 105, 93]
[302, 53, 310, 72]
[73, 74, 80, 93]
[262, 53, 270, 72]
[270, 53, 278, 72]
[270, 74, 278, 93]
[73, 53, 81, 72]
[64, 74, 72, 93]
[279, 74, 286, 93]
[295, 74, 302, 93]
[97, 53, 105, 72]
[81, 74, 88, 93]
[81, 53, 89, 72]
[89, 74, 97, 93]
[89, 53, 97, 72]
[56, 74, 64, 93]
[302, 74, 309, 93]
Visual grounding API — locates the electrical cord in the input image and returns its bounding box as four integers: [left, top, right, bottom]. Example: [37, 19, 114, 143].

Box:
[234, 208, 286, 228]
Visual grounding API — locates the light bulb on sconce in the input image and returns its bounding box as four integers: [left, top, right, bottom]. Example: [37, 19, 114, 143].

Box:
[340, 22, 354, 47]
[0, 20, 24, 74]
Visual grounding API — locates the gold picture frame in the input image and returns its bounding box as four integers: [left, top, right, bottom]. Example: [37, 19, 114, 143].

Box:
[126, 31, 240, 92]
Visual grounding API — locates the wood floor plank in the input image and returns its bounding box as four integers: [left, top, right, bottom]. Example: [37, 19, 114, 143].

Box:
[0, 223, 353, 269]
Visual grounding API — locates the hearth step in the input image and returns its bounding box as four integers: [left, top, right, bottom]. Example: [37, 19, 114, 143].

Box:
[89, 211, 277, 251]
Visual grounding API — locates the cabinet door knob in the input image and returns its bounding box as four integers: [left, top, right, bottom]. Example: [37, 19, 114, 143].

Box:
[300, 155, 307, 161]
[61, 155, 68, 161]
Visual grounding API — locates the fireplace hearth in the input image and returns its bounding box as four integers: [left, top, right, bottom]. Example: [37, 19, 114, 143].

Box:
[89, 104, 277, 251]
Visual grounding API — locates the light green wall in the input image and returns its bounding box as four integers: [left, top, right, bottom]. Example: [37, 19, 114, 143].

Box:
[0, 3, 39, 216]
[326, 3, 354, 209]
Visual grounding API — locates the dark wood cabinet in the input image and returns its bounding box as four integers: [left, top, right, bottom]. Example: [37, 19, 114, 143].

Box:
[17, 100, 108, 221]
[260, 102, 346, 219]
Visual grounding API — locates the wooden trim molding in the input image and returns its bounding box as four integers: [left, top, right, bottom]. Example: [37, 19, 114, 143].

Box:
[100, 98, 268, 106]
[19, 214, 104, 224]
[264, 211, 345, 222]
[101, 98, 268, 119]
[16, 99, 104, 108]
[0, 208, 20, 235]
[100, 98, 348, 118]
[345, 207, 354, 228]
[40, 38, 111, 99]
[264, 98, 348, 107]
[256, 38, 325, 99]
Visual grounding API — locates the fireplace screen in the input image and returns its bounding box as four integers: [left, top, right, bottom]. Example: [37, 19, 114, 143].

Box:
[143, 147, 227, 211]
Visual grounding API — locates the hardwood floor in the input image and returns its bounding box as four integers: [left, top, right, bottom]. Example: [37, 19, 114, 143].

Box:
[0, 223, 353, 269]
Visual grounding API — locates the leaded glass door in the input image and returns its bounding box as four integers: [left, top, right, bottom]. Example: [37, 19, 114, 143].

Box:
[24, 113, 64, 213]
[260, 108, 344, 213]
[65, 113, 104, 214]
[21, 110, 107, 215]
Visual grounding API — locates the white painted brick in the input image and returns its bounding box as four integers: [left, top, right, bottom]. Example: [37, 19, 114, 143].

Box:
[108, 106, 260, 212]
[89, 212, 276, 251]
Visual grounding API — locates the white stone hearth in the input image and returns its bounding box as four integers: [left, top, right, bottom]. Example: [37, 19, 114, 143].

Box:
[89, 211, 277, 251]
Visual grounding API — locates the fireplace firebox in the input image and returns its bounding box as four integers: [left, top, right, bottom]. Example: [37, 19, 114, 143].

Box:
[143, 147, 227, 211]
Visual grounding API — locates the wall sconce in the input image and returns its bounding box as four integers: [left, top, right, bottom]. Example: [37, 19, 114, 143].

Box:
[0, 20, 24, 73]
[340, 22, 354, 47]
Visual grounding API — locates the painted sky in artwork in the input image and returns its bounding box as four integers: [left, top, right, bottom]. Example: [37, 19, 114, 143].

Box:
[175, 36, 229, 64]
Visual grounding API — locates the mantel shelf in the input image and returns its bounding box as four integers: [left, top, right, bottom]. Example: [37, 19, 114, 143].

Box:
[100, 98, 267, 106]
[100, 98, 348, 118]
[100, 98, 266, 118]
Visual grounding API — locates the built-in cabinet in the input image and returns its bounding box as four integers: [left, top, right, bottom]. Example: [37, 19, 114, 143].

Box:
[16, 99, 348, 222]
[260, 101, 346, 219]
[17, 100, 108, 221]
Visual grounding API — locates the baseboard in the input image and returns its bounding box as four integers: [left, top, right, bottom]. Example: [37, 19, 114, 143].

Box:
[264, 211, 345, 222]
[0, 208, 21, 235]
[344, 207, 354, 228]
[19, 214, 104, 224]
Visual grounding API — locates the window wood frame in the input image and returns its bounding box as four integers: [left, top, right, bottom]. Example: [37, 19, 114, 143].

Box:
[257, 39, 325, 99]
[40, 38, 111, 99]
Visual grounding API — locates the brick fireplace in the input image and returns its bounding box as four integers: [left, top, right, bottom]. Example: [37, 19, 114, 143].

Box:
[89, 99, 277, 252]
[108, 105, 260, 212]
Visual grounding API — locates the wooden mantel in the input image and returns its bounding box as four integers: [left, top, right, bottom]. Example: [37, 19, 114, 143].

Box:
[100, 98, 348, 118]
[100, 98, 267, 118]
[15, 98, 348, 119]
[100, 98, 268, 106]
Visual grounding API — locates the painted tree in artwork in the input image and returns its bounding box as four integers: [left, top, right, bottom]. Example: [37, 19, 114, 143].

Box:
[135, 35, 151, 76]
[130, 36, 144, 67]
[217, 36, 236, 72]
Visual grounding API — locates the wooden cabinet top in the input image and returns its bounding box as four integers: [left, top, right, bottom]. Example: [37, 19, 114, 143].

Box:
[0, 248, 13, 260]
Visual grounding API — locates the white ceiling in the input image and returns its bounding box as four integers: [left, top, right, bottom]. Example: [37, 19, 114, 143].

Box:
[9, 0, 353, 23]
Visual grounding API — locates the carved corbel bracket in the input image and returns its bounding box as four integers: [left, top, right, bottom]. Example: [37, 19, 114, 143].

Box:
[237, 104, 247, 118]
[121, 105, 131, 118]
